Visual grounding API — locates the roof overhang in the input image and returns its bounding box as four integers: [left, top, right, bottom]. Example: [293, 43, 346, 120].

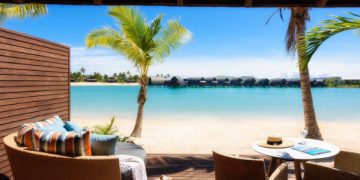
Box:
[3, 0, 360, 7]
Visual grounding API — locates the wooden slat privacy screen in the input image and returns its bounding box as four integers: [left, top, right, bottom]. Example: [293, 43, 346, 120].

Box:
[0, 27, 70, 179]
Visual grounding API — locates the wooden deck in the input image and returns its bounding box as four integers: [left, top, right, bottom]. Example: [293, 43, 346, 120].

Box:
[146, 154, 303, 180]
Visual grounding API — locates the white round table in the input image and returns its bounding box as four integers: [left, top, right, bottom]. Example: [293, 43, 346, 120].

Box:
[252, 137, 340, 180]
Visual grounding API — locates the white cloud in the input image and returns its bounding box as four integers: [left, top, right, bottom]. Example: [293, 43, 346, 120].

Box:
[70, 46, 360, 79]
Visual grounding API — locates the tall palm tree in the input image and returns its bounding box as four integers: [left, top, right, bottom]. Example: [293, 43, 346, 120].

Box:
[80, 67, 86, 81]
[300, 13, 360, 70]
[270, 7, 323, 139]
[289, 7, 322, 140]
[86, 6, 191, 138]
[0, 3, 47, 26]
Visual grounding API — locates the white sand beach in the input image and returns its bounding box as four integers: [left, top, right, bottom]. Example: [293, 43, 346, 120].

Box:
[74, 117, 360, 155]
[71, 82, 139, 86]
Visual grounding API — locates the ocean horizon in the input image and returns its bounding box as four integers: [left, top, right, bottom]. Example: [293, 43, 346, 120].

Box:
[71, 86, 360, 122]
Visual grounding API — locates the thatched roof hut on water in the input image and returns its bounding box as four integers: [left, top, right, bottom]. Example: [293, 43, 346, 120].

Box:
[229, 78, 242, 86]
[217, 77, 230, 86]
[257, 78, 270, 87]
[269, 78, 287, 87]
[148, 77, 168, 86]
[169, 76, 186, 87]
[241, 76, 256, 87]
[187, 77, 206, 87]
[287, 78, 301, 87]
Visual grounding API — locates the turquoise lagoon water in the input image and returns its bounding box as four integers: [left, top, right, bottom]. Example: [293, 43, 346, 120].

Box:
[71, 86, 360, 122]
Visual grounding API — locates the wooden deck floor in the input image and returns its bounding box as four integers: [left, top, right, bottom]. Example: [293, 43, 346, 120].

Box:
[146, 154, 302, 180]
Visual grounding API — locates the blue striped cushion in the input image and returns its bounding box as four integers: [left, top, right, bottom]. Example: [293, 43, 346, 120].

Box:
[34, 130, 92, 156]
[15, 116, 63, 149]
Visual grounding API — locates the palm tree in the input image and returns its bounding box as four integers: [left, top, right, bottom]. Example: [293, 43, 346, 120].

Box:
[270, 8, 323, 140]
[80, 67, 86, 81]
[86, 6, 191, 138]
[0, 3, 47, 26]
[299, 13, 360, 70]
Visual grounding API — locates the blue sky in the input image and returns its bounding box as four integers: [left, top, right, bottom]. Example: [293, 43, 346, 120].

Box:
[3, 6, 360, 78]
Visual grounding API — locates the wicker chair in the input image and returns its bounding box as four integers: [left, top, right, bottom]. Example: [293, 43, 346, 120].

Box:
[4, 133, 122, 180]
[304, 151, 360, 180]
[213, 151, 288, 180]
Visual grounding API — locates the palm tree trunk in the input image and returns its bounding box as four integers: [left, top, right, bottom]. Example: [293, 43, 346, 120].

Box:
[130, 75, 148, 138]
[294, 8, 323, 140]
[298, 68, 323, 140]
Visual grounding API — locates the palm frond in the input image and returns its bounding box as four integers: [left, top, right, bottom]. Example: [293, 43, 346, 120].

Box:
[0, 3, 47, 25]
[86, 27, 146, 66]
[152, 19, 192, 61]
[4, 4, 47, 19]
[265, 8, 285, 25]
[92, 116, 119, 135]
[148, 15, 163, 39]
[86, 6, 191, 76]
[108, 6, 148, 49]
[286, 7, 310, 56]
[300, 12, 360, 70]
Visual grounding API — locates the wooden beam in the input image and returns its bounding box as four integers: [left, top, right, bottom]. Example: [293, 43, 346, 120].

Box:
[93, 0, 103, 5]
[316, 0, 328, 7]
[177, 0, 183, 6]
[244, 0, 253, 7]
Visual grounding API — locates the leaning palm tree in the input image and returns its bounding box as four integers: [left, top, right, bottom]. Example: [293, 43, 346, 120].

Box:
[0, 3, 47, 26]
[300, 13, 360, 70]
[269, 7, 323, 140]
[86, 6, 191, 138]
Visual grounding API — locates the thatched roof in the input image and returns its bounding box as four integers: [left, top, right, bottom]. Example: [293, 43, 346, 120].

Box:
[287, 78, 300, 87]
[229, 78, 242, 86]
[241, 76, 256, 86]
[148, 77, 168, 86]
[257, 78, 270, 86]
[5, 0, 359, 7]
[269, 78, 287, 86]
[169, 76, 186, 87]
[186, 77, 205, 86]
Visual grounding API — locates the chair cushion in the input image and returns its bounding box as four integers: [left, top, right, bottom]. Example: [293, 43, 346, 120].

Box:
[64, 121, 84, 132]
[34, 130, 92, 156]
[115, 143, 147, 162]
[90, 134, 119, 155]
[15, 116, 64, 148]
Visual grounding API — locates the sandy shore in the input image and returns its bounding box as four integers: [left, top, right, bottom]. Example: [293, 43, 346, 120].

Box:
[73, 117, 360, 155]
[71, 82, 138, 86]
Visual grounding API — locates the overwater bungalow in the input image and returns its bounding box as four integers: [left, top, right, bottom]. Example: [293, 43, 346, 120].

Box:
[287, 78, 301, 87]
[204, 77, 216, 86]
[148, 77, 168, 86]
[229, 78, 242, 87]
[217, 77, 230, 86]
[187, 77, 205, 87]
[169, 76, 186, 87]
[269, 78, 287, 87]
[241, 76, 256, 87]
[256, 78, 270, 87]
